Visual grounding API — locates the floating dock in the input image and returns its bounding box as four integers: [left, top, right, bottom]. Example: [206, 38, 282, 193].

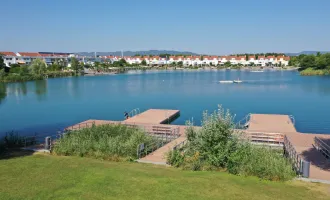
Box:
[247, 114, 296, 133]
[65, 110, 330, 181]
[124, 109, 180, 124]
[245, 113, 330, 181]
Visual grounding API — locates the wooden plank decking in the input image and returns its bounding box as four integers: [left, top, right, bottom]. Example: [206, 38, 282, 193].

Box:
[124, 109, 180, 124]
[66, 110, 330, 181]
[246, 114, 330, 181]
[248, 114, 296, 133]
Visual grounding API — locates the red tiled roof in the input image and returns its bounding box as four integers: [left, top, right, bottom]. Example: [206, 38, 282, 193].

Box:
[267, 56, 275, 59]
[248, 56, 255, 59]
[18, 52, 41, 57]
[220, 56, 228, 59]
[0, 51, 16, 56]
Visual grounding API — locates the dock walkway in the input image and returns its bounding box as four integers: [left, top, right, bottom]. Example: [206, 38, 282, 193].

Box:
[67, 110, 330, 181]
[247, 114, 330, 181]
[124, 109, 180, 124]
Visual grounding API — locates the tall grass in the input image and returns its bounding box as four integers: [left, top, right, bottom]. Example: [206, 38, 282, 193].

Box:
[167, 105, 295, 181]
[300, 67, 330, 76]
[52, 124, 156, 161]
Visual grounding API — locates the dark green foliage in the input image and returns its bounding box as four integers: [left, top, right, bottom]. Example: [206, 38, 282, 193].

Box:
[292, 53, 330, 75]
[3, 132, 25, 148]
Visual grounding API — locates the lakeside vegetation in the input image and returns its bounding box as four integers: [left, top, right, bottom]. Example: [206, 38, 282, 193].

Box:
[0, 154, 329, 200]
[167, 107, 295, 181]
[0, 56, 83, 83]
[52, 124, 156, 161]
[289, 52, 330, 76]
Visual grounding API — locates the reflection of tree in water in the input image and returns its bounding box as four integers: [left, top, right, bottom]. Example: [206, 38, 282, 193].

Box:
[35, 80, 47, 101]
[19, 82, 27, 96]
[0, 83, 6, 104]
[70, 77, 80, 98]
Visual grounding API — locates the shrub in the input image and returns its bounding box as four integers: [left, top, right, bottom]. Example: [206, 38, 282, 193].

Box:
[52, 124, 156, 161]
[167, 105, 295, 181]
[4, 131, 25, 148]
[0, 140, 6, 155]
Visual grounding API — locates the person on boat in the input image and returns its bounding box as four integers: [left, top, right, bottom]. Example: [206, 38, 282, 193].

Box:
[124, 111, 129, 119]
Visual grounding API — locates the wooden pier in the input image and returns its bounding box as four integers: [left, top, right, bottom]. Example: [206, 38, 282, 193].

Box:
[124, 109, 180, 124]
[66, 110, 330, 181]
[246, 114, 330, 181]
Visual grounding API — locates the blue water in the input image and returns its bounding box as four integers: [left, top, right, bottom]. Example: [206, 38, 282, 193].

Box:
[1, 69, 330, 137]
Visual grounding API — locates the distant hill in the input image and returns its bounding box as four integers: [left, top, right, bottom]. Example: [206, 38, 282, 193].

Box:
[76, 50, 199, 57]
[285, 51, 330, 56]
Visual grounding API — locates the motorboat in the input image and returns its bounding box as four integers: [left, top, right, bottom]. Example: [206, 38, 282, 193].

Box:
[233, 78, 242, 83]
[219, 80, 234, 83]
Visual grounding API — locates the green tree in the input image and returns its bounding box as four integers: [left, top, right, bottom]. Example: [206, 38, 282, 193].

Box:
[0, 54, 6, 70]
[316, 53, 330, 69]
[141, 60, 147, 65]
[29, 58, 47, 75]
[299, 55, 316, 69]
[224, 61, 231, 67]
[71, 57, 81, 75]
[177, 61, 183, 66]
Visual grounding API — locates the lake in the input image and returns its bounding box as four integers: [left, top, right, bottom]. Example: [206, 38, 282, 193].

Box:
[1, 69, 330, 137]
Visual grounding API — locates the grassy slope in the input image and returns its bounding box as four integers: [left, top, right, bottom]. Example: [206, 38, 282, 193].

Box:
[0, 153, 329, 200]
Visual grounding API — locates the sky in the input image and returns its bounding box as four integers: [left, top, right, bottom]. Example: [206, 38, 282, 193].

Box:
[1, 0, 330, 55]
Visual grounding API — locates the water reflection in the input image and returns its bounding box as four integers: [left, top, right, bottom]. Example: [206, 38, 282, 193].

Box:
[35, 80, 47, 101]
[0, 83, 6, 104]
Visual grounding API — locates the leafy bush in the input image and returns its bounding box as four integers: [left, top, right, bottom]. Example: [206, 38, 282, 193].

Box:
[52, 124, 156, 161]
[0, 140, 6, 155]
[4, 131, 25, 148]
[300, 67, 330, 76]
[167, 106, 295, 181]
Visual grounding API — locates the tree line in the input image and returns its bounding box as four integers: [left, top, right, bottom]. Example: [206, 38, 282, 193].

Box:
[289, 52, 330, 70]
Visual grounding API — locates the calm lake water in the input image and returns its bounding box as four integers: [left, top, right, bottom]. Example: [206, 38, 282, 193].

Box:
[1, 69, 330, 137]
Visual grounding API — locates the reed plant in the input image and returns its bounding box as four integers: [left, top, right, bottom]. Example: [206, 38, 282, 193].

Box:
[52, 124, 156, 161]
[3, 131, 25, 148]
[167, 105, 295, 181]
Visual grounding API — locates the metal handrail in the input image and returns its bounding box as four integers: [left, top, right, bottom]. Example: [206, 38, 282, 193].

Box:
[236, 113, 251, 129]
[314, 137, 330, 159]
[172, 140, 187, 151]
[283, 135, 310, 177]
[289, 115, 295, 125]
[128, 108, 140, 118]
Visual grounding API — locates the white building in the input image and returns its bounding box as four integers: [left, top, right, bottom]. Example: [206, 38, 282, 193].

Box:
[0, 52, 19, 67]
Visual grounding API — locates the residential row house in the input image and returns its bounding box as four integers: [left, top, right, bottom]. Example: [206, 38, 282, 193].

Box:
[102, 55, 290, 67]
[0, 51, 71, 67]
[1, 52, 290, 68]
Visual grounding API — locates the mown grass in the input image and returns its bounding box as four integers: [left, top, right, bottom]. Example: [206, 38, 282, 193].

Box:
[0, 153, 329, 200]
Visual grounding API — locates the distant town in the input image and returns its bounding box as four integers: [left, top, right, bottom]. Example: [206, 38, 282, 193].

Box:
[0, 51, 290, 67]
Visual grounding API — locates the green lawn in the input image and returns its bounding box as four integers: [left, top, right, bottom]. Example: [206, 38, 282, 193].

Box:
[0, 153, 329, 200]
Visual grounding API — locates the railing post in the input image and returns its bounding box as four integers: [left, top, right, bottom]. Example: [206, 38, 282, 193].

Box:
[45, 136, 51, 150]
[302, 160, 310, 178]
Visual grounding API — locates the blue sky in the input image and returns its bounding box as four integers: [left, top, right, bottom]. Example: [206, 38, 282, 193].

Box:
[1, 0, 330, 55]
